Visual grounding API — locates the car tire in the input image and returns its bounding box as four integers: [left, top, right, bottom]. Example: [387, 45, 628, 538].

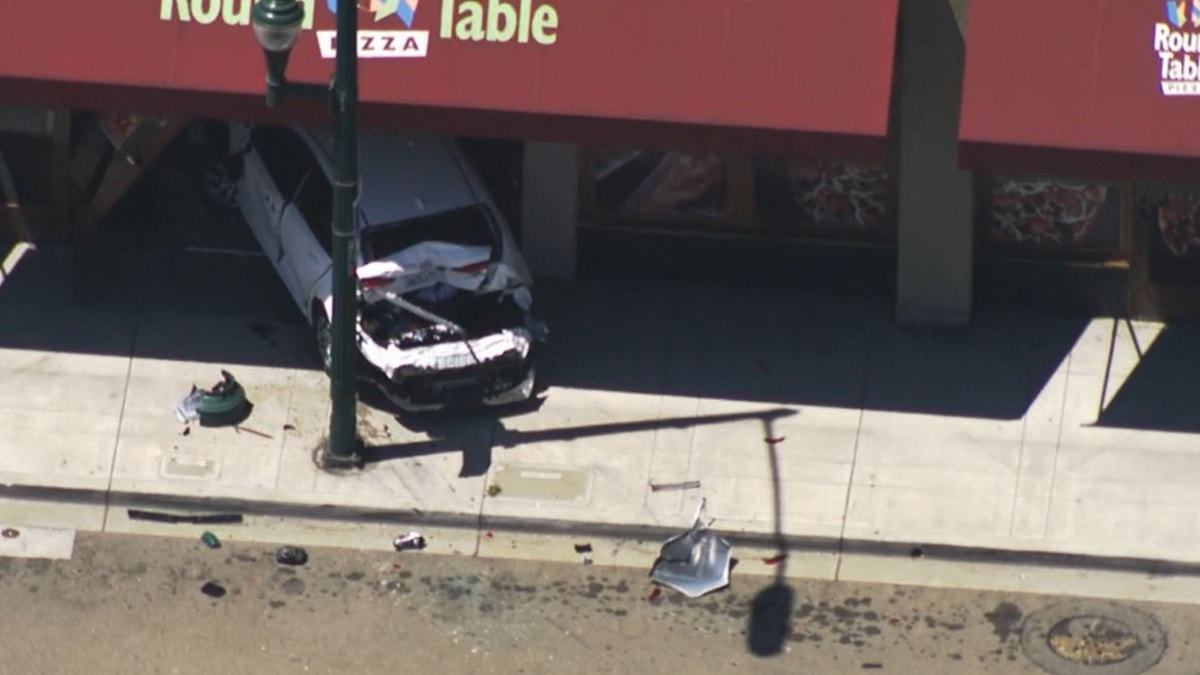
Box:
[313, 308, 333, 373]
[202, 157, 240, 209]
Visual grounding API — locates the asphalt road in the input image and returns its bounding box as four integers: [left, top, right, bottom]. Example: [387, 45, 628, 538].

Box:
[2, 532, 1199, 675]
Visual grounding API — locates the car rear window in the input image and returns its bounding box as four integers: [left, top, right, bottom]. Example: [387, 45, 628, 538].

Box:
[364, 205, 497, 261]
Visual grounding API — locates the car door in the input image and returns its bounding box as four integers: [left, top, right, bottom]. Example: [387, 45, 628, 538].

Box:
[242, 127, 312, 310]
[280, 167, 335, 320]
[237, 140, 278, 256]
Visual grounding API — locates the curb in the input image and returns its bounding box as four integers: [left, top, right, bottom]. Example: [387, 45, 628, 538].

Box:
[4, 482, 1200, 579]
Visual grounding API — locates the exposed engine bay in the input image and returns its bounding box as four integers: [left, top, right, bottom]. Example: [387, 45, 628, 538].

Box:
[353, 241, 543, 385]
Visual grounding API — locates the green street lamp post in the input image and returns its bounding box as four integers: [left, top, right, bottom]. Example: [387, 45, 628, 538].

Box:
[251, 0, 360, 468]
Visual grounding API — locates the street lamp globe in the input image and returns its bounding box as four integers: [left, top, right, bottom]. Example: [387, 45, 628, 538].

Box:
[251, 0, 305, 53]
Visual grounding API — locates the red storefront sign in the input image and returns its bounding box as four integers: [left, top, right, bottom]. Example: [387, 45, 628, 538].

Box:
[960, 0, 1200, 178]
[0, 0, 900, 158]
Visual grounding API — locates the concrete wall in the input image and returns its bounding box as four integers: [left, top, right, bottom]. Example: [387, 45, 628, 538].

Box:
[893, 0, 975, 326]
[520, 142, 578, 279]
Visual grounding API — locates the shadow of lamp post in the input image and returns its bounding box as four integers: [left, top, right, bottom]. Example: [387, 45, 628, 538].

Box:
[250, 0, 361, 468]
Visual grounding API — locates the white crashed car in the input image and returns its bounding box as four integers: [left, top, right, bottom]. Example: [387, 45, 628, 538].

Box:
[229, 123, 544, 411]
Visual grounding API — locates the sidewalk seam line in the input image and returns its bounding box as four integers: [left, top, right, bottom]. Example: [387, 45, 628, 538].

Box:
[102, 321, 139, 533]
[472, 412, 500, 557]
[272, 369, 298, 491]
[1042, 350, 1074, 538]
[834, 348, 872, 581]
[1009, 394, 1032, 537]
[676, 396, 701, 519]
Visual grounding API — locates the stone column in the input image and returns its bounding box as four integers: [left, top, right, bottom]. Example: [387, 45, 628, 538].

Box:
[520, 142, 578, 279]
[893, 0, 974, 326]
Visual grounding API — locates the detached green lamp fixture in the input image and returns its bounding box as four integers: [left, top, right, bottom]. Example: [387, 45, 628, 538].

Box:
[251, 0, 362, 469]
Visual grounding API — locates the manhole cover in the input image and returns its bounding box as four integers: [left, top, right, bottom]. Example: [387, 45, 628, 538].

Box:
[1020, 600, 1167, 675]
[1047, 616, 1139, 665]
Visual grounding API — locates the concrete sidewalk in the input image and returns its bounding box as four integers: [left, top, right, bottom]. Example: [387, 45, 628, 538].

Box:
[3, 244, 1200, 600]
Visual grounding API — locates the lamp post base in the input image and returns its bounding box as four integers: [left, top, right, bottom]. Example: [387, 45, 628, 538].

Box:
[316, 438, 363, 471]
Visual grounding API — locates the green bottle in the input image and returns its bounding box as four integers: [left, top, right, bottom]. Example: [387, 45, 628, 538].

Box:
[200, 531, 220, 548]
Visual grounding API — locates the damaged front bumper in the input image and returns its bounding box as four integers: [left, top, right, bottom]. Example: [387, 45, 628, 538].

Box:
[367, 344, 537, 412]
[352, 241, 544, 412]
[354, 316, 542, 413]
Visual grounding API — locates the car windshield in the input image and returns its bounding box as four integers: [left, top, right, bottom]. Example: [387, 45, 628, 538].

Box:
[363, 205, 497, 262]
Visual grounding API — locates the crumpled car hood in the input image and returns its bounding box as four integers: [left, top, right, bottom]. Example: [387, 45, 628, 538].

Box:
[356, 240, 531, 300]
[353, 240, 536, 378]
[357, 241, 494, 295]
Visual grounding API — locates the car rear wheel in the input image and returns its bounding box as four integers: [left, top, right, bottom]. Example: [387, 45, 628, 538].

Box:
[314, 308, 332, 373]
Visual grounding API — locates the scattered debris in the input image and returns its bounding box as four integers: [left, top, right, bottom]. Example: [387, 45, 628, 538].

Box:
[910, 547, 923, 559]
[764, 436, 786, 444]
[1, 528, 18, 539]
[200, 531, 221, 549]
[175, 390, 202, 424]
[573, 542, 594, 564]
[483, 531, 494, 539]
[649, 499, 732, 598]
[200, 581, 227, 598]
[181, 426, 191, 437]
[647, 587, 662, 601]
[761, 553, 787, 566]
[649, 480, 701, 493]
[234, 425, 273, 439]
[275, 546, 309, 566]
[393, 532, 427, 551]
[486, 484, 502, 497]
[283, 423, 297, 432]
[173, 370, 251, 427]
[127, 510, 244, 525]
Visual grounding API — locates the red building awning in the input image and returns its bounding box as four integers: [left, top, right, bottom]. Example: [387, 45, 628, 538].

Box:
[960, 0, 1200, 179]
[0, 0, 900, 159]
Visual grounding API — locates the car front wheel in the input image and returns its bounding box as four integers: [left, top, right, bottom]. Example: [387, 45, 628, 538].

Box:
[314, 309, 332, 373]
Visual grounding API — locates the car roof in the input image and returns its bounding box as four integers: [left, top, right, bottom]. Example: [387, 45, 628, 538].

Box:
[301, 128, 482, 227]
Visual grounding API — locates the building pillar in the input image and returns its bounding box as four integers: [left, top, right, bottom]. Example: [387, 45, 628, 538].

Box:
[893, 0, 974, 326]
[520, 142, 578, 279]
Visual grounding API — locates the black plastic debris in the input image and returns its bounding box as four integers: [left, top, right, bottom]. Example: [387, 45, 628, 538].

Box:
[573, 543, 593, 554]
[174, 370, 252, 427]
[275, 546, 309, 566]
[200, 581, 227, 598]
[649, 480, 701, 493]
[393, 532, 426, 551]
[648, 499, 732, 598]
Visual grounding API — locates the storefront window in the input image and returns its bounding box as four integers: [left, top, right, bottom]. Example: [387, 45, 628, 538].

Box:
[1139, 182, 1200, 283]
[588, 147, 730, 219]
[581, 148, 897, 244]
[752, 157, 893, 238]
[981, 175, 1122, 258]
